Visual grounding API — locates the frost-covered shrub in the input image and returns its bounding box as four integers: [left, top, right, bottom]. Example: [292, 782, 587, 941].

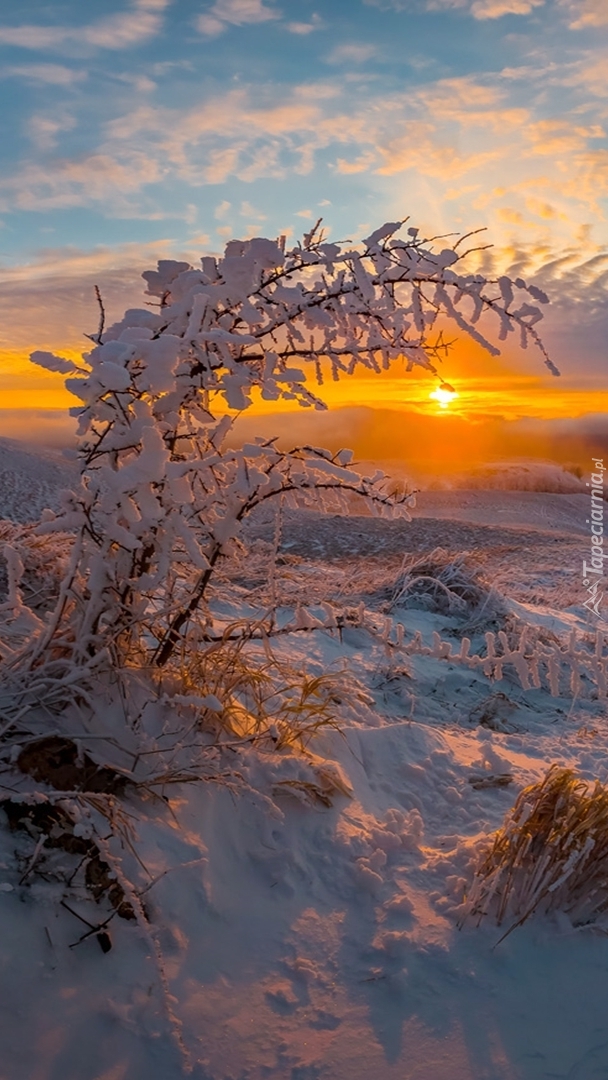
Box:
[384, 547, 495, 615]
[1, 219, 555, 702]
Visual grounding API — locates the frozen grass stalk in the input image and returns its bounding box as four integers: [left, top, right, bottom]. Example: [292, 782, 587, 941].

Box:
[463, 765, 608, 940]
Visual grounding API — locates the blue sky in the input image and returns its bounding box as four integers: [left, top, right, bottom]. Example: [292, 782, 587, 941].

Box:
[0, 0, 607, 450]
[1, 0, 607, 257]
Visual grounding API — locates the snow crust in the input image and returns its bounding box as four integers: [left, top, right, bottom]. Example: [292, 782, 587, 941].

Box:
[0, 437, 77, 523]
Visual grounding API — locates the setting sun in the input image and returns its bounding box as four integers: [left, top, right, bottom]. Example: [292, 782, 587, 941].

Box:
[429, 383, 458, 409]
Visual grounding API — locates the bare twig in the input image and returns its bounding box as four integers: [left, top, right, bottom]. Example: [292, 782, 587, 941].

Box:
[90, 285, 106, 345]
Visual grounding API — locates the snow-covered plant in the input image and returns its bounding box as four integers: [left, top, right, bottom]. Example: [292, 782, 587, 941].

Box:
[462, 765, 608, 938]
[17, 219, 553, 675]
[384, 547, 495, 616]
[178, 626, 348, 748]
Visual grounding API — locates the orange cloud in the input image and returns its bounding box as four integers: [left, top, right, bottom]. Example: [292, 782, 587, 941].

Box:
[560, 0, 608, 29]
[469, 0, 544, 16]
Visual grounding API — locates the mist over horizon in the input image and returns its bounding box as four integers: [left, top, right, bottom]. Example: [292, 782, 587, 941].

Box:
[1, 404, 605, 494]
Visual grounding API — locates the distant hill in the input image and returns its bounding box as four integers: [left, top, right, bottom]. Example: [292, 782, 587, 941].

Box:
[0, 437, 77, 523]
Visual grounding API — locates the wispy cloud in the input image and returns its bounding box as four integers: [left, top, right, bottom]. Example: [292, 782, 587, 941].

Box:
[566, 56, 608, 97]
[27, 114, 77, 152]
[326, 43, 377, 64]
[0, 0, 605, 429]
[467, 0, 545, 17]
[0, 0, 170, 52]
[0, 38, 604, 287]
[196, 0, 280, 37]
[286, 15, 322, 34]
[0, 67, 604, 236]
[113, 72, 157, 93]
[559, 0, 608, 28]
[365, 0, 546, 16]
[463, 239, 608, 382]
[335, 151, 378, 174]
[240, 200, 266, 218]
[525, 117, 603, 156]
[0, 237, 215, 354]
[0, 153, 165, 213]
[1, 64, 86, 85]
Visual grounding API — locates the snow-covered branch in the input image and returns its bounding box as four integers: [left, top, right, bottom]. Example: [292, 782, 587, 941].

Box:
[21, 219, 554, 671]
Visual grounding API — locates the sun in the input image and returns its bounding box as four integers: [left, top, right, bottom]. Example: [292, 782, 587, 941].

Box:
[430, 383, 458, 409]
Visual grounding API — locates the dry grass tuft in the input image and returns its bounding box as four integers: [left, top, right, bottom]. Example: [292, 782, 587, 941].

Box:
[463, 765, 608, 939]
[0, 522, 70, 613]
[176, 621, 346, 751]
[382, 547, 502, 620]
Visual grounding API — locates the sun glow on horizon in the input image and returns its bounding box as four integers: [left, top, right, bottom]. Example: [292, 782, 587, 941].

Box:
[429, 384, 458, 409]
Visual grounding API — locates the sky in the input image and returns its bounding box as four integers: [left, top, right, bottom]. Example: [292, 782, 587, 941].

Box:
[0, 0, 606, 472]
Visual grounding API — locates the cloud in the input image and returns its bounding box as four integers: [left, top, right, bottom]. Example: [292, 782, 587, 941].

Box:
[376, 142, 503, 179]
[196, 15, 226, 35]
[326, 43, 377, 64]
[565, 57, 608, 97]
[286, 15, 322, 34]
[27, 114, 77, 152]
[365, 0, 546, 16]
[457, 239, 608, 383]
[468, 0, 545, 16]
[240, 200, 266, 218]
[560, 0, 608, 28]
[113, 72, 157, 93]
[498, 207, 526, 224]
[104, 77, 509, 189]
[0, 61, 605, 255]
[524, 196, 565, 220]
[0, 245, 160, 355]
[196, 0, 279, 36]
[0, 153, 165, 213]
[1, 64, 86, 85]
[204, 146, 242, 183]
[0, 236, 217, 356]
[335, 151, 378, 174]
[0, 0, 169, 52]
[525, 117, 598, 156]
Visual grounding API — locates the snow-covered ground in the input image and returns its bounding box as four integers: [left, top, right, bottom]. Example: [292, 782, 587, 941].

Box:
[0, 437, 77, 523]
[1, 450, 607, 1080]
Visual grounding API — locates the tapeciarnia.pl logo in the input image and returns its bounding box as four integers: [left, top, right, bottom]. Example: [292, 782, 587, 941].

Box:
[582, 457, 606, 620]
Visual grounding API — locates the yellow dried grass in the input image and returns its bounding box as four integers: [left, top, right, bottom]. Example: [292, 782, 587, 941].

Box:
[464, 764, 608, 940]
[176, 619, 346, 750]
